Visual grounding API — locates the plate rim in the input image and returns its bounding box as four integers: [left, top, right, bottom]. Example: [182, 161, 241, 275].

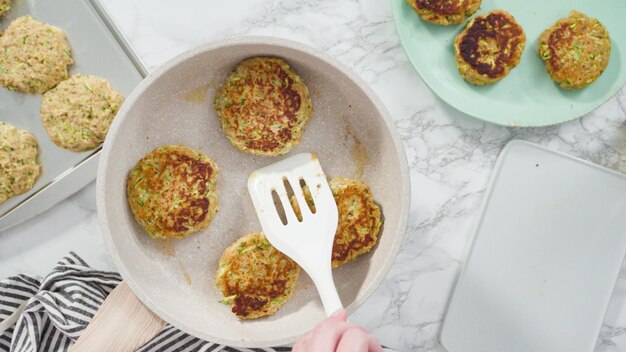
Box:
[96, 35, 411, 347]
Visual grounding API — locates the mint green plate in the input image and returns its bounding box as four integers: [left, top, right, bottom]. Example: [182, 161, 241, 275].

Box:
[392, 0, 626, 126]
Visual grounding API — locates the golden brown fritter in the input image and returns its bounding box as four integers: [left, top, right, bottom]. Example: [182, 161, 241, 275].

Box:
[216, 232, 300, 319]
[214, 57, 313, 156]
[454, 10, 526, 85]
[538, 10, 610, 90]
[329, 178, 382, 267]
[291, 177, 382, 268]
[407, 0, 482, 25]
[126, 145, 218, 239]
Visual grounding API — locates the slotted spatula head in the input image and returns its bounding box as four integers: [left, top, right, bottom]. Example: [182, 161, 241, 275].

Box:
[247, 153, 343, 316]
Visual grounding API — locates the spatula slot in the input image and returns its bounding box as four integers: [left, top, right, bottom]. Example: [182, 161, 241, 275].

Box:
[282, 177, 304, 223]
[299, 178, 316, 214]
[271, 189, 288, 225]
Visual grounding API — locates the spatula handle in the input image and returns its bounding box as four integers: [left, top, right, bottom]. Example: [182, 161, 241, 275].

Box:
[310, 266, 343, 317]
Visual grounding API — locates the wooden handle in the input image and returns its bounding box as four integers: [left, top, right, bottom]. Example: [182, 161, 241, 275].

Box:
[70, 282, 165, 352]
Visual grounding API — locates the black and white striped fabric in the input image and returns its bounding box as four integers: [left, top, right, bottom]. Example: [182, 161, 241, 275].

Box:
[0, 253, 291, 352]
[0, 253, 395, 352]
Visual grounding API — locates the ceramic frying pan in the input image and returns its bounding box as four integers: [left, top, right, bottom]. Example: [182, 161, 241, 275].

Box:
[97, 36, 410, 347]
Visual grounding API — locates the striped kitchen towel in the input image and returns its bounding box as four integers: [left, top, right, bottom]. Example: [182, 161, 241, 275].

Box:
[0, 253, 395, 352]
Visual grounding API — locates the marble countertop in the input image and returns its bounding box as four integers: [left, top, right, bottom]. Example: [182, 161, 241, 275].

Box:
[2, 0, 626, 350]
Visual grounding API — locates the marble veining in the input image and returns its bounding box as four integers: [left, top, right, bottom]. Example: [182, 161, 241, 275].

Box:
[1, 0, 626, 351]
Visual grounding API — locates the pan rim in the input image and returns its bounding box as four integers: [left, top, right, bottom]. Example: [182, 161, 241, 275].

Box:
[96, 35, 410, 348]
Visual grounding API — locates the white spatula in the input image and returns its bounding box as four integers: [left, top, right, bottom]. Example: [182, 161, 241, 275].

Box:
[248, 153, 343, 316]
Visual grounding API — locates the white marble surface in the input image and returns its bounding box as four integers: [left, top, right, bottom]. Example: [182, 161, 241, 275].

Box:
[2, 0, 626, 350]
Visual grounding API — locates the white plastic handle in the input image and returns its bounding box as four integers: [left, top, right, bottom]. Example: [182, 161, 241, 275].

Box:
[308, 264, 343, 316]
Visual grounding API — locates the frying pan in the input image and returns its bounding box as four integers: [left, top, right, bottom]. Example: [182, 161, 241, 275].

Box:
[97, 36, 410, 347]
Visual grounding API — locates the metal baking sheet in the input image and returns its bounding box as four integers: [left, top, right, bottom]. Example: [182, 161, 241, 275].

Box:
[0, 0, 147, 231]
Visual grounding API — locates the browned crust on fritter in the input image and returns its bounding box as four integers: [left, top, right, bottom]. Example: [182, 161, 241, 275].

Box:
[214, 57, 313, 156]
[417, 0, 466, 16]
[538, 11, 610, 90]
[126, 145, 218, 239]
[330, 178, 381, 267]
[408, 0, 482, 25]
[291, 177, 382, 268]
[454, 10, 526, 84]
[216, 232, 300, 319]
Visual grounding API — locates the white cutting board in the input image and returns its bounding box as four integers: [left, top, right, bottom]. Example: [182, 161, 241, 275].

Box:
[441, 140, 626, 352]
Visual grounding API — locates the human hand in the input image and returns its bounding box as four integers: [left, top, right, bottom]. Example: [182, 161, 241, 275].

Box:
[292, 309, 383, 352]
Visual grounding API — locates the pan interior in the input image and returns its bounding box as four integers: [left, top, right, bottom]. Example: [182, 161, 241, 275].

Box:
[98, 40, 407, 347]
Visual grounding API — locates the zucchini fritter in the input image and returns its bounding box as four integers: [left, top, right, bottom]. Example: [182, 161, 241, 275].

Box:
[407, 0, 481, 25]
[538, 10, 610, 90]
[127, 145, 218, 239]
[291, 177, 382, 268]
[214, 57, 313, 156]
[41, 75, 124, 152]
[216, 232, 300, 319]
[454, 10, 526, 85]
[0, 122, 40, 204]
[0, 16, 73, 93]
